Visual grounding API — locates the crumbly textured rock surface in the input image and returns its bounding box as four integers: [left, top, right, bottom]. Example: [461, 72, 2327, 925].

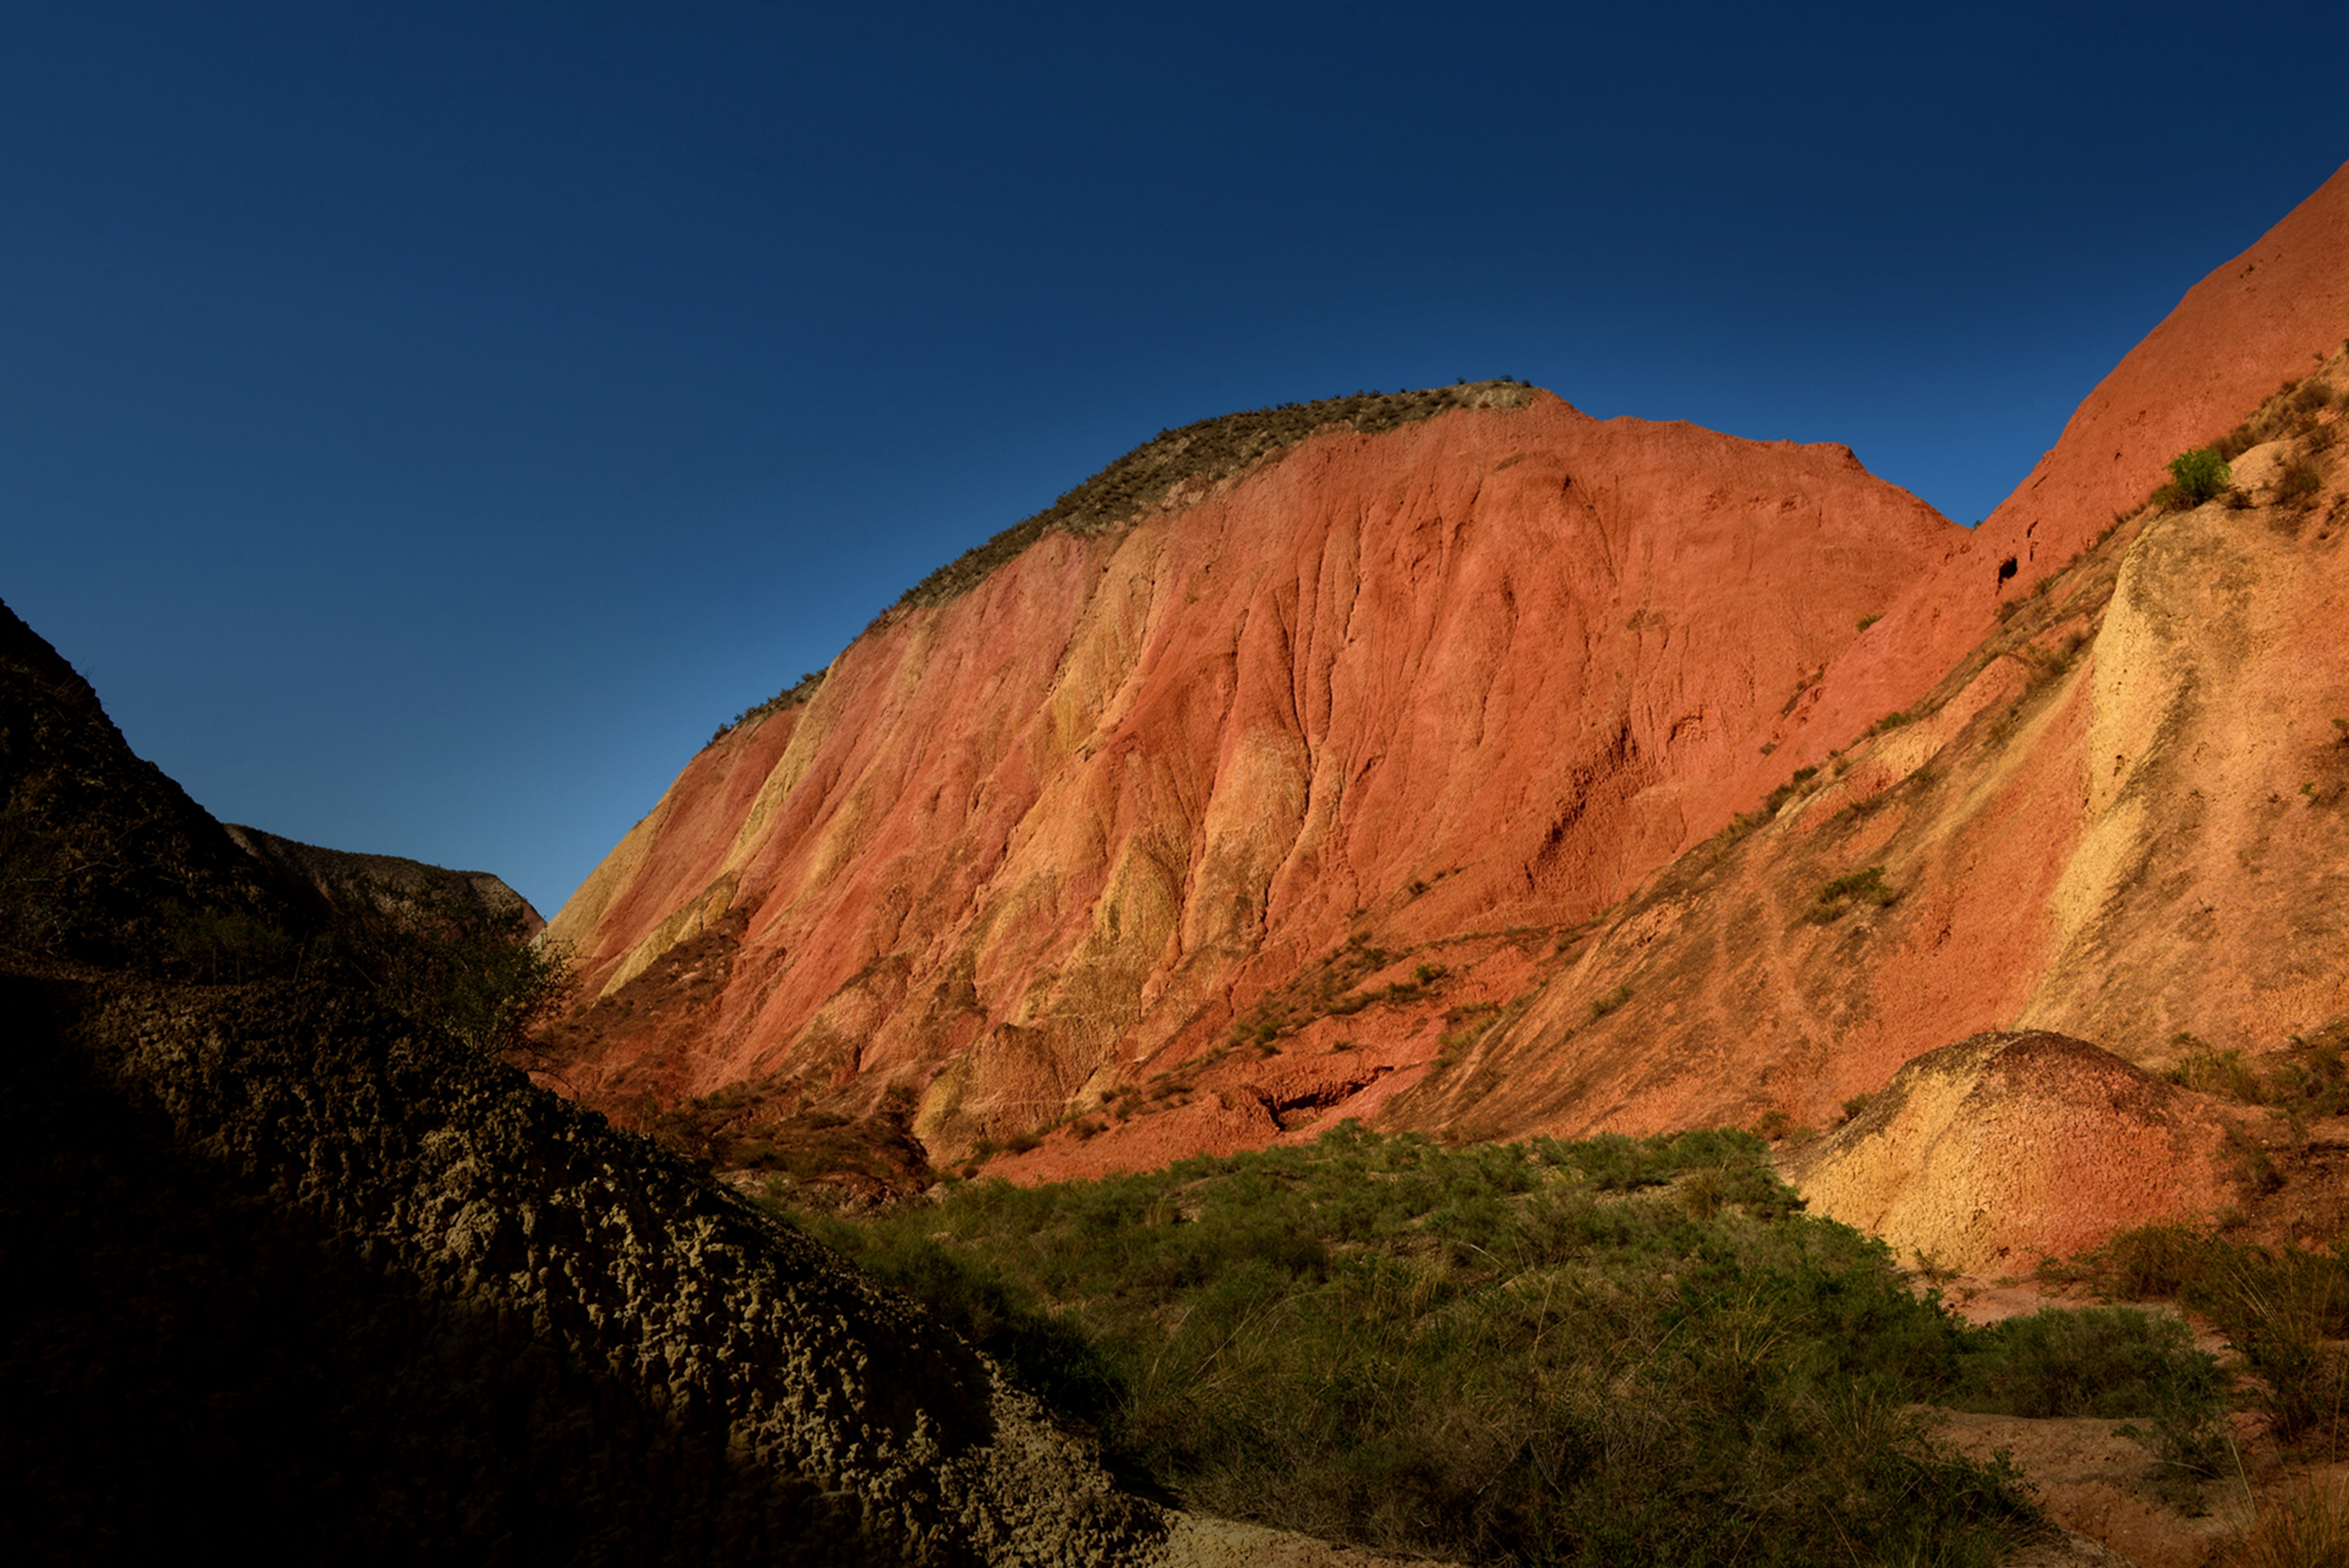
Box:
[1781, 1031, 2230, 1273]
[225, 819, 545, 932]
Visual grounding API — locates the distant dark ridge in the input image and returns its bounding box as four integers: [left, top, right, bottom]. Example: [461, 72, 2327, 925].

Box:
[223, 824, 544, 935]
[708, 381, 1538, 746]
[894, 380, 1537, 615]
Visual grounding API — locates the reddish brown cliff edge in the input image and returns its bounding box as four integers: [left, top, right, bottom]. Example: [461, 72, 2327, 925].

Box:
[1715, 160, 2349, 815]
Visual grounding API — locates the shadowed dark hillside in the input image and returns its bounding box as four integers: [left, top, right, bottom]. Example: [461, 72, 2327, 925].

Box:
[0, 597, 1168, 1565]
[0, 600, 307, 967]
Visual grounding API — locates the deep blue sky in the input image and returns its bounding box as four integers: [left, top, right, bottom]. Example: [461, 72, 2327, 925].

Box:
[4, 2, 2343, 915]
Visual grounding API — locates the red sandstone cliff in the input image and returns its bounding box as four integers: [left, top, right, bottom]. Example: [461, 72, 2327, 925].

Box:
[544, 166, 2349, 1261]
[543, 391, 1954, 1163]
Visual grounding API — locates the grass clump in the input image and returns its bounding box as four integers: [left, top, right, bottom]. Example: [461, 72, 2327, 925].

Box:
[2224, 1479, 2349, 1568]
[785, 1125, 2054, 1566]
[1811, 865, 1898, 922]
[2169, 1045, 2267, 1104]
[2050, 1226, 2349, 1451]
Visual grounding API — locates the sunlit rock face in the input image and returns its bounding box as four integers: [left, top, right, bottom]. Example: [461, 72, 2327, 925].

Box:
[545, 390, 1956, 1164]
[546, 166, 2349, 1260]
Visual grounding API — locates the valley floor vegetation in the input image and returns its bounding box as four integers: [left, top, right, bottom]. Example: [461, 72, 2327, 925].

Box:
[773, 1125, 2232, 1567]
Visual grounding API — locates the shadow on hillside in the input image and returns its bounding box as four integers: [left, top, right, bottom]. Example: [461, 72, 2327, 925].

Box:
[0, 972, 937, 1564]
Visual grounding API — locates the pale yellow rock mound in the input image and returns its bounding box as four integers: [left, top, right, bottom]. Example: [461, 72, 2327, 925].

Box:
[1786, 1031, 2232, 1273]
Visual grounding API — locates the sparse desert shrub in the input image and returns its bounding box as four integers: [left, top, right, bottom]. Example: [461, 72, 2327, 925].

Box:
[2158, 447, 2233, 511]
[2050, 1226, 2349, 1450]
[2267, 1026, 2349, 1119]
[2217, 423, 2263, 462]
[2222, 1123, 2284, 1195]
[1589, 982, 1632, 1018]
[1811, 865, 1898, 922]
[1867, 708, 1916, 736]
[2275, 452, 2325, 508]
[712, 669, 825, 744]
[888, 383, 1534, 615]
[2169, 1046, 2265, 1103]
[1762, 765, 1820, 818]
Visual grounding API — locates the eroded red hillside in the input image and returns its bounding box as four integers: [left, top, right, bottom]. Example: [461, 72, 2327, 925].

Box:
[542, 391, 1954, 1172]
[543, 165, 2349, 1265]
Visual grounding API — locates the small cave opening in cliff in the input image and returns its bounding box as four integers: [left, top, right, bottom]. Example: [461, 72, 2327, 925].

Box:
[1996, 556, 2018, 588]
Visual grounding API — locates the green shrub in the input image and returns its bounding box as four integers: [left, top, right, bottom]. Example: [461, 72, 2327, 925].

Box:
[2051, 1226, 2349, 1449]
[2158, 447, 2233, 510]
[1956, 1305, 2228, 1498]
[328, 878, 573, 1056]
[1953, 1306, 2222, 1418]
[782, 1125, 2042, 1566]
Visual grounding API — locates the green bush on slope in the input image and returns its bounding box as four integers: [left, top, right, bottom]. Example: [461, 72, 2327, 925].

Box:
[2156, 446, 2233, 509]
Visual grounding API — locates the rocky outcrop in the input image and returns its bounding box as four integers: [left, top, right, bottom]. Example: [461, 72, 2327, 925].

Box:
[0, 597, 307, 966]
[544, 391, 1956, 1163]
[1780, 1032, 2232, 1273]
[3, 967, 1163, 1564]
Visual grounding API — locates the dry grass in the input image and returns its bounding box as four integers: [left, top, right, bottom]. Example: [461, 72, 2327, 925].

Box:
[2222, 1478, 2349, 1568]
